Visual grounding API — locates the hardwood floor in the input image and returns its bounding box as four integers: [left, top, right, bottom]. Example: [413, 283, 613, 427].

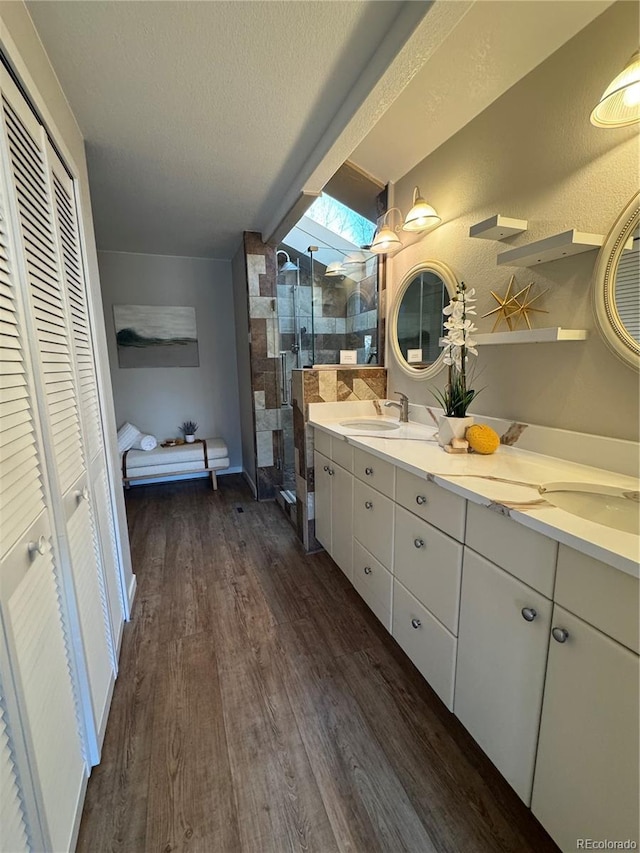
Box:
[77, 476, 558, 853]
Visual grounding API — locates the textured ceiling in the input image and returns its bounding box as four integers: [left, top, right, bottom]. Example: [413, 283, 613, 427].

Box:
[27, 0, 424, 258]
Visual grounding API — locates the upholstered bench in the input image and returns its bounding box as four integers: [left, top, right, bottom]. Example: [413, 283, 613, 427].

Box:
[121, 438, 229, 490]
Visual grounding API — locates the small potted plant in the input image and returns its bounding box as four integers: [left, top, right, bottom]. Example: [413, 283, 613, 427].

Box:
[432, 281, 480, 447]
[180, 420, 198, 443]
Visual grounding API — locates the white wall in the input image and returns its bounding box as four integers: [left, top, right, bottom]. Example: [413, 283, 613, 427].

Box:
[231, 242, 257, 491]
[99, 250, 242, 468]
[386, 1, 639, 442]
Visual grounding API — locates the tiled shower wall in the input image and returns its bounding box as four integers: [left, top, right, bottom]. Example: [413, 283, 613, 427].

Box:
[278, 248, 380, 366]
[292, 367, 387, 551]
[244, 232, 282, 499]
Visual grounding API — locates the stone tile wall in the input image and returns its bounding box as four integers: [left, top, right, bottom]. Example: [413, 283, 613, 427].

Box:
[291, 367, 387, 550]
[244, 232, 282, 500]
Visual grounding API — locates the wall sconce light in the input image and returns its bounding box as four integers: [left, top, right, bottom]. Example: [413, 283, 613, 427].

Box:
[325, 261, 346, 277]
[370, 186, 440, 254]
[276, 249, 298, 271]
[590, 49, 640, 128]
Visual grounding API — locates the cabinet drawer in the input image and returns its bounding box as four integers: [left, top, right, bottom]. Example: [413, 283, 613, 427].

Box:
[331, 438, 353, 472]
[392, 580, 457, 710]
[353, 479, 394, 569]
[353, 448, 395, 498]
[396, 468, 466, 541]
[465, 502, 557, 597]
[555, 545, 639, 653]
[314, 428, 331, 457]
[393, 506, 462, 634]
[353, 539, 392, 631]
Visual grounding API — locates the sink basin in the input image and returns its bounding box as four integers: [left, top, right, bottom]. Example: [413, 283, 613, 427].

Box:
[539, 482, 640, 535]
[340, 419, 400, 432]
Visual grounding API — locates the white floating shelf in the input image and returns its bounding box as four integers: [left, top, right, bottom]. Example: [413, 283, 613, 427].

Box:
[469, 214, 528, 240]
[474, 327, 589, 345]
[497, 230, 604, 267]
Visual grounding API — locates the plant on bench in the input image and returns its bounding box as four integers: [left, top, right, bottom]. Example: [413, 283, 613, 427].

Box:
[180, 420, 199, 444]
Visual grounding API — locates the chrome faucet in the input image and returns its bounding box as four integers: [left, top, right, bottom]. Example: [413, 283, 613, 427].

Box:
[384, 392, 410, 423]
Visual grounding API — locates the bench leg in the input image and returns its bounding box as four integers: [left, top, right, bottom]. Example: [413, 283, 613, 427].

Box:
[210, 470, 218, 491]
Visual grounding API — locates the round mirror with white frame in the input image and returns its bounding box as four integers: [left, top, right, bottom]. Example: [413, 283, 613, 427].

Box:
[593, 191, 640, 371]
[390, 260, 458, 379]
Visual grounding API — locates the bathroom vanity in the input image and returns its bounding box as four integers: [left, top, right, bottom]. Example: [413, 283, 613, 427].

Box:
[310, 405, 639, 852]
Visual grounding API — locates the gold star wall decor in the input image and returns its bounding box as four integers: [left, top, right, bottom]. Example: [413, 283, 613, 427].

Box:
[510, 282, 548, 329]
[482, 275, 549, 332]
[482, 274, 519, 331]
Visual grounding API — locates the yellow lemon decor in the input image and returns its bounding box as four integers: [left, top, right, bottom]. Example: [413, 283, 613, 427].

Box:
[466, 423, 500, 455]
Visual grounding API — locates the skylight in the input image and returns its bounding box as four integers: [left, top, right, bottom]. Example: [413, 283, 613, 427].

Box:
[306, 193, 376, 248]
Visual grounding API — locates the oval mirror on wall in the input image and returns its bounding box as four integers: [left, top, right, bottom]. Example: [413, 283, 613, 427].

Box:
[390, 260, 458, 379]
[593, 191, 640, 371]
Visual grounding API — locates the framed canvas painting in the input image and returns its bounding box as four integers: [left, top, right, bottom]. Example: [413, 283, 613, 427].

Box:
[113, 305, 199, 368]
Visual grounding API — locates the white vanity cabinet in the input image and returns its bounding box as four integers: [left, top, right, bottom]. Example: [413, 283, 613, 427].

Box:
[312, 424, 639, 848]
[531, 548, 640, 851]
[532, 606, 639, 851]
[454, 549, 552, 803]
[313, 449, 353, 580]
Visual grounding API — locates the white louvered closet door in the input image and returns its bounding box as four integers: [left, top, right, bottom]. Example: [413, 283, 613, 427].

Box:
[0, 146, 85, 852]
[47, 143, 125, 644]
[0, 68, 115, 762]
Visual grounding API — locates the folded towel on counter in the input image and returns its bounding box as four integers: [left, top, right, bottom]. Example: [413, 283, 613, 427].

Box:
[132, 433, 157, 452]
[117, 422, 142, 453]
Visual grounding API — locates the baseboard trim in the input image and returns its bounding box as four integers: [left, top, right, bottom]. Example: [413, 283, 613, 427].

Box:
[242, 469, 258, 498]
[127, 574, 137, 616]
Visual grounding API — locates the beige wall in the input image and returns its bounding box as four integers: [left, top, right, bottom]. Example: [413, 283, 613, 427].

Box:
[0, 2, 134, 589]
[386, 2, 639, 442]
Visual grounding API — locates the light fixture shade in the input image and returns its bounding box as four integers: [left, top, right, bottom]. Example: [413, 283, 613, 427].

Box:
[344, 251, 367, 266]
[279, 260, 297, 271]
[325, 261, 345, 277]
[402, 186, 441, 232]
[370, 225, 402, 254]
[591, 50, 640, 128]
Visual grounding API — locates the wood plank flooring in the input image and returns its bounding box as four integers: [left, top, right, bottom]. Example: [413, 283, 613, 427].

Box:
[77, 476, 558, 853]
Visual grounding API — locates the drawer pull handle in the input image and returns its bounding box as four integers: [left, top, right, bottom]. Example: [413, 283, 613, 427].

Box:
[323, 465, 329, 472]
[328, 468, 335, 476]
[364, 501, 373, 510]
[521, 607, 537, 622]
[416, 495, 427, 506]
[414, 538, 424, 549]
[364, 566, 372, 575]
[365, 467, 374, 476]
[75, 486, 90, 502]
[28, 536, 46, 559]
[411, 618, 422, 629]
[552, 627, 569, 644]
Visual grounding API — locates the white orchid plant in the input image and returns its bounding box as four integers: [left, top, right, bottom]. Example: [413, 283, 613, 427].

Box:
[433, 282, 480, 417]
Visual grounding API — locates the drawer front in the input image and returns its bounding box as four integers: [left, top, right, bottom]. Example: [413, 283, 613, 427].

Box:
[392, 580, 457, 710]
[465, 502, 557, 597]
[393, 506, 462, 634]
[555, 545, 639, 653]
[396, 468, 466, 541]
[353, 539, 392, 631]
[314, 428, 331, 457]
[353, 479, 394, 569]
[331, 438, 353, 472]
[353, 448, 396, 498]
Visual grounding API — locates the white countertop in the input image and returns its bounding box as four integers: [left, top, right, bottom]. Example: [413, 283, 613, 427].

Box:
[309, 412, 640, 578]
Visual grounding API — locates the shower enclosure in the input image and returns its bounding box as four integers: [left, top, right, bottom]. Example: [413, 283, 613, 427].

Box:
[274, 208, 379, 515]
